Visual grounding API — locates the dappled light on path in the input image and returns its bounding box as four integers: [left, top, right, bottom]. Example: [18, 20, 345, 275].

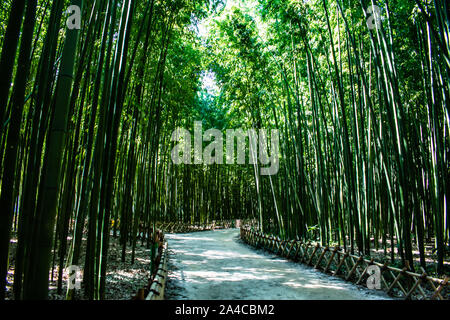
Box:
[165, 229, 391, 300]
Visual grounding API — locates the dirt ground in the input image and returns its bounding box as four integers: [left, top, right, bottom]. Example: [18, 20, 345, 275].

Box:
[165, 229, 391, 300]
[5, 234, 151, 300]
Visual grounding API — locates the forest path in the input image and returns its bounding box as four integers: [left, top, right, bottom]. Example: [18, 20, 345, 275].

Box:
[165, 229, 391, 300]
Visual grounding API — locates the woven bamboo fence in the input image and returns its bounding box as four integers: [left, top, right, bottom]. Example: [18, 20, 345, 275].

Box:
[134, 240, 168, 300]
[145, 240, 169, 300]
[156, 219, 257, 234]
[240, 228, 449, 300]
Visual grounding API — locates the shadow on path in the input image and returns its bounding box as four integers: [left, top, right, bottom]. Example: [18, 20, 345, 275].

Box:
[165, 229, 391, 300]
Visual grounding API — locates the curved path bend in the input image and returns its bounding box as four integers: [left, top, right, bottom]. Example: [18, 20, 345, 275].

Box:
[165, 229, 390, 300]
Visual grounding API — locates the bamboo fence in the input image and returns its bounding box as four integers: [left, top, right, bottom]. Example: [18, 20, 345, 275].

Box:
[240, 227, 449, 300]
[155, 219, 256, 234]
[145, 241, 169, 300]
[134, 230, 168, 300]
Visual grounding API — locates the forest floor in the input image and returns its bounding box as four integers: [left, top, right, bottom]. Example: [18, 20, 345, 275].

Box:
[5, 233, 152, 300]
[165, 229, 392, 300]
[368, 240, 450, 276]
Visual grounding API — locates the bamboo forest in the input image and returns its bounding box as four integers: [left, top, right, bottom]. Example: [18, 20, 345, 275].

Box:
[0, 0, 449, 302]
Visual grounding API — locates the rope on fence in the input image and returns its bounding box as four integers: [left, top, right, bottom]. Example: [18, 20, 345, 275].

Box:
[240, 227, 449, 300]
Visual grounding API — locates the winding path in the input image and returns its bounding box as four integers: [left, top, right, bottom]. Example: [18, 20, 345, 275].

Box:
[165, 229, 391, 300]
